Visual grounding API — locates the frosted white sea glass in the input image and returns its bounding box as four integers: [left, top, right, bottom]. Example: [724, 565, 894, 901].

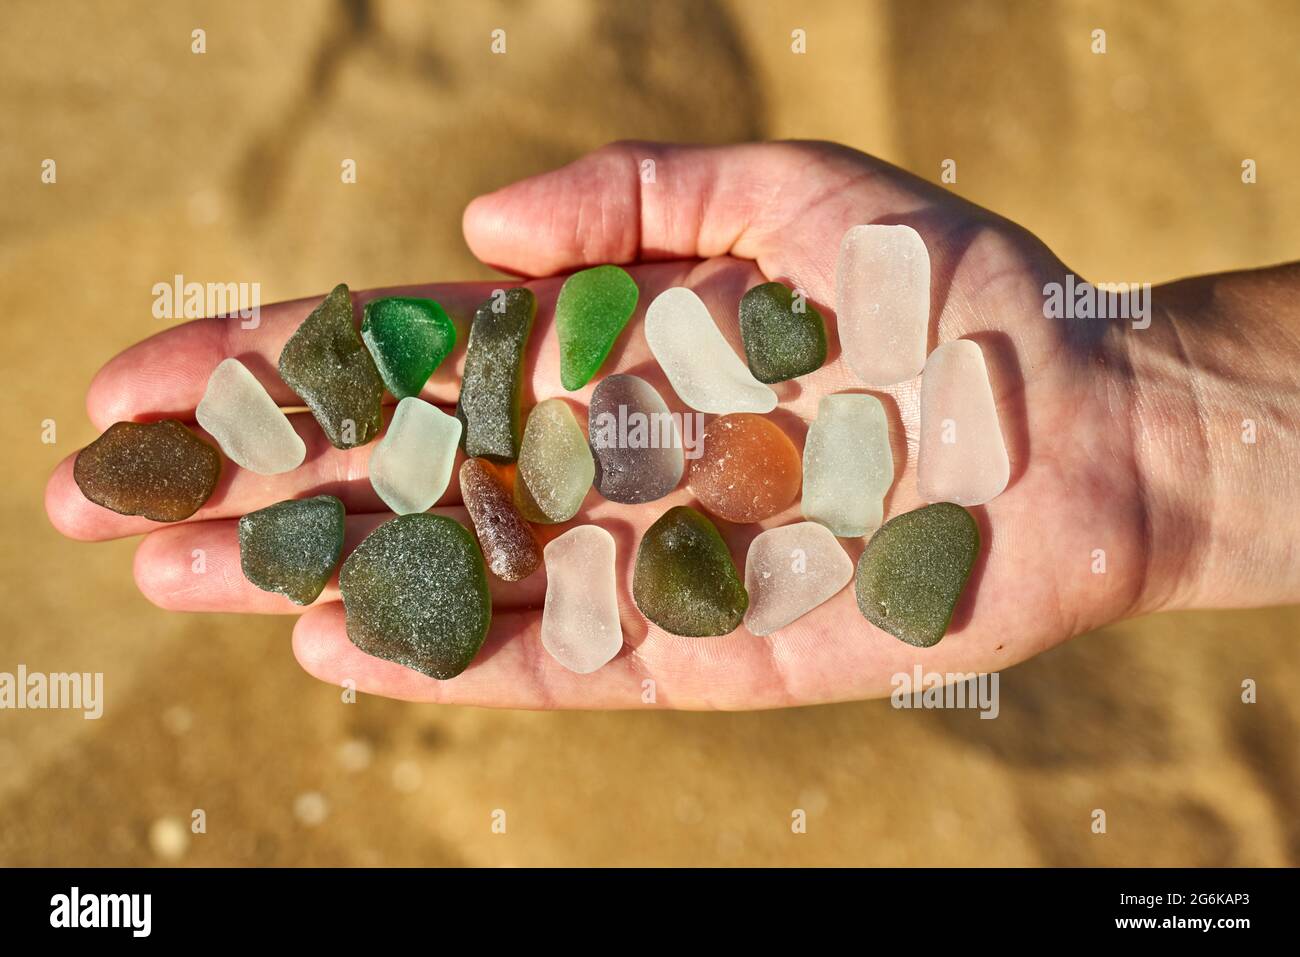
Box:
[196, 358, 306, 475]
[836, 224, 930, 385]
[541, 525, 623, 673]
[645, 287, 777, 414]
[918, 339, 1009, 506]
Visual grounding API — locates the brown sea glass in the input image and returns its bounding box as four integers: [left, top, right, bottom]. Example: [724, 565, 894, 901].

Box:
[458, 457, 541, 581]
[687, 413, 801, 523]
[73, 419, 221, 522]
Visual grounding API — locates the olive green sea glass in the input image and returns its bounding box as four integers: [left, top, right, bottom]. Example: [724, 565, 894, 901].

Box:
[456, 288, 535, 462]
[555, 265, 638, 390]
[361, 296, 456, 399]
[340, 514, 492, 680]
[633, 506, 748, 637]
[278, 283, 384, 449]
[73, 419, 220, 522]
[513, 398, 595, 524]
[238, 496, 345, 605]
[738, 281, 828, 383]
[855, 502, 979, 647]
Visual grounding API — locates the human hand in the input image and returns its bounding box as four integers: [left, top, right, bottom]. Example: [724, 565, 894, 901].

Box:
[45, 141, 1300, 708]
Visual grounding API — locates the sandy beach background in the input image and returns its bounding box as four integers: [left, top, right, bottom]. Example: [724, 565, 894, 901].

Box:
[1, 0, 1297, 866]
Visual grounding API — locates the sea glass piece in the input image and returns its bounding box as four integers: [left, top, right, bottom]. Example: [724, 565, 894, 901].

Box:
[195, 358, 306, 475]
[238, 495, 345, 605]
[918, 339, 1010, 506]
[802, 394, 893, 537]
[278, 283, 384, 449]
[513, 398, 595, 524]
[340, 513, 492, 680]
[688, 413, 801, 524]
[855, 502, 979, 647]
[361, 296, 456, 400]
[368, 397, 462, 515]
[645, 287, 777, 414]
[555, 265, 638, 391]
[73, 420, 221, 522]
[743, 522, 854, 636]
[541, 525, 623, 673]
[588, 373, 683, 504]
[633, 506, 748, 637]
[456, 287, 535, 462]
[459, 458, 541, 581]
[836, 225, 930, 386]
[738, 281, 827, 383]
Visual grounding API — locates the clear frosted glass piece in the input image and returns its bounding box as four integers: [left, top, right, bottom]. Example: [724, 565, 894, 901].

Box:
[645, 287, 777, 414]
[744, 522, 854, 636]
[541, 525, 623, 674]
[368, 397, 462, 515]
[802, 393, 894, 537]
[836, 224, 930, 386]
[196, 358, 305, 475]
[918, 339, 1009, 506]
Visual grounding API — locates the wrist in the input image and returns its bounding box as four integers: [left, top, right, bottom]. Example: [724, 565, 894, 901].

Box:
[1124, 264, 1300, 615]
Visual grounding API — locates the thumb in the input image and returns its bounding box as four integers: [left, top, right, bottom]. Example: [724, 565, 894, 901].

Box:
[462, 140, 943, 299]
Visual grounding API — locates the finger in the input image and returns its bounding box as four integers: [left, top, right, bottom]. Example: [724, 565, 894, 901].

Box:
[46, 407, 474, 542]
[462, 140, 972, 303]
[86, 282, 505, 431]
[133, 512, 545, 614]
[289, 589, 990, 710]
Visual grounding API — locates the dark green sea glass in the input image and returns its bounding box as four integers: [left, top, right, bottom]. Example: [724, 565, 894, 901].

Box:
[278, 283, 384, 449]
[456, 288, 535, 462]
[339, 513, 492, 680]
[738, 281, 827, 383]
[238, 496, 345, 605]
[855, 502, 979, 647]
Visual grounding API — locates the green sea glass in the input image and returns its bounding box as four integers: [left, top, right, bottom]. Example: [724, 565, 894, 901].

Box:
[456, 288, 535, 462]
[738, 281, 828, 383]
[238, 496, 345, 605]
[555, 265, 638, 390]
[361, 296, 456, 399]
[339, 513, 492, 680]
[632, 506, 748, 637]
[73, 419, 221, 522]
[278, 283, 384, 449]
[513, 398, 595, 524]
[855, 502, 979, 647]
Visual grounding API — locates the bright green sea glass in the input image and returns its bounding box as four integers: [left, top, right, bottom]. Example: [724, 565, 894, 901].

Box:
[555, 265, 638, 390]
[361, 296, 456, 400]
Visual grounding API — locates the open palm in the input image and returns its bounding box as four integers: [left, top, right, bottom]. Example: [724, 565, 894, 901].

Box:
[46, 141, 1161, 709]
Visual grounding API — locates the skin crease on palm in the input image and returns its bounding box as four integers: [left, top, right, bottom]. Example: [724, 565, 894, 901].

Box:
[43, 141, 1300, 710]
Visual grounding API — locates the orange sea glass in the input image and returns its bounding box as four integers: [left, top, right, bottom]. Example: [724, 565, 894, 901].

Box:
[687, 413, 801, 524]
